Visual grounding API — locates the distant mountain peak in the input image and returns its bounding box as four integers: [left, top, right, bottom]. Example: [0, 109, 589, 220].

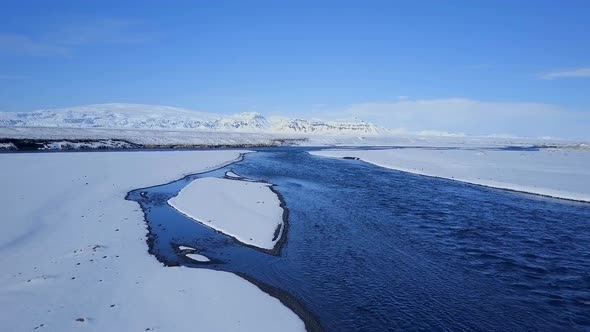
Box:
[0, 103, 387, 135]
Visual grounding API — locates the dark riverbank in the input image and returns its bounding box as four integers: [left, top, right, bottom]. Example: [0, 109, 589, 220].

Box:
[0, 137, 308, 151]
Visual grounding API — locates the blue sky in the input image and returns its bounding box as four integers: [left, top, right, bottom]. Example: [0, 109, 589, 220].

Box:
[0, 1, 589, 138]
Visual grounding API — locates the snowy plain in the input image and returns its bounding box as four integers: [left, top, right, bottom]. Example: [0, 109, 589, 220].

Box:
[310, 148, 590, 202]
[168, 177, 285, 251]
[0, 151, 304, 331]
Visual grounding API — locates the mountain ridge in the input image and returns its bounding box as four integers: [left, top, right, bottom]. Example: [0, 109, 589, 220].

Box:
[0, 103, 386, 136]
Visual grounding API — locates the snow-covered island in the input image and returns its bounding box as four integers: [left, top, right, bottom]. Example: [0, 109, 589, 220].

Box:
[310, 148, 590, 202]
[168, 177, 286, 251]
[0, 150, 304, 331]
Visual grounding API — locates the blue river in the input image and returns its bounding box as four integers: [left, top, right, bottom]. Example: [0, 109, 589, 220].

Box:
[127, 148, 590, 331]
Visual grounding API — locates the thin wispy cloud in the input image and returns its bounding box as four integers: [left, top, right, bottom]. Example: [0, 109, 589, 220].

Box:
[0, 17, 154, 56]
[539, 67, 590, 80]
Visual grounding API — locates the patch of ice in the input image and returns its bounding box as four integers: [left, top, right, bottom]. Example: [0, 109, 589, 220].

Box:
[186, 253, 211, 262]
[225, 171, 241, 178]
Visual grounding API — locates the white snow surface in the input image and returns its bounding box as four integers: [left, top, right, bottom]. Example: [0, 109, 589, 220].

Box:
[169, 177, 284, 250]
[0, 151, 304, 331]
[311, 148, 590, 202]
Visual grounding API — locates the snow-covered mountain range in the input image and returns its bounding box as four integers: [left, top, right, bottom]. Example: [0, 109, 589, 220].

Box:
[0, 103, 386, 135]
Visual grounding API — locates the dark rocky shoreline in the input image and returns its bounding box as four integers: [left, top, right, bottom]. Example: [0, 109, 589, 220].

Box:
[0, 137, 308, 151]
